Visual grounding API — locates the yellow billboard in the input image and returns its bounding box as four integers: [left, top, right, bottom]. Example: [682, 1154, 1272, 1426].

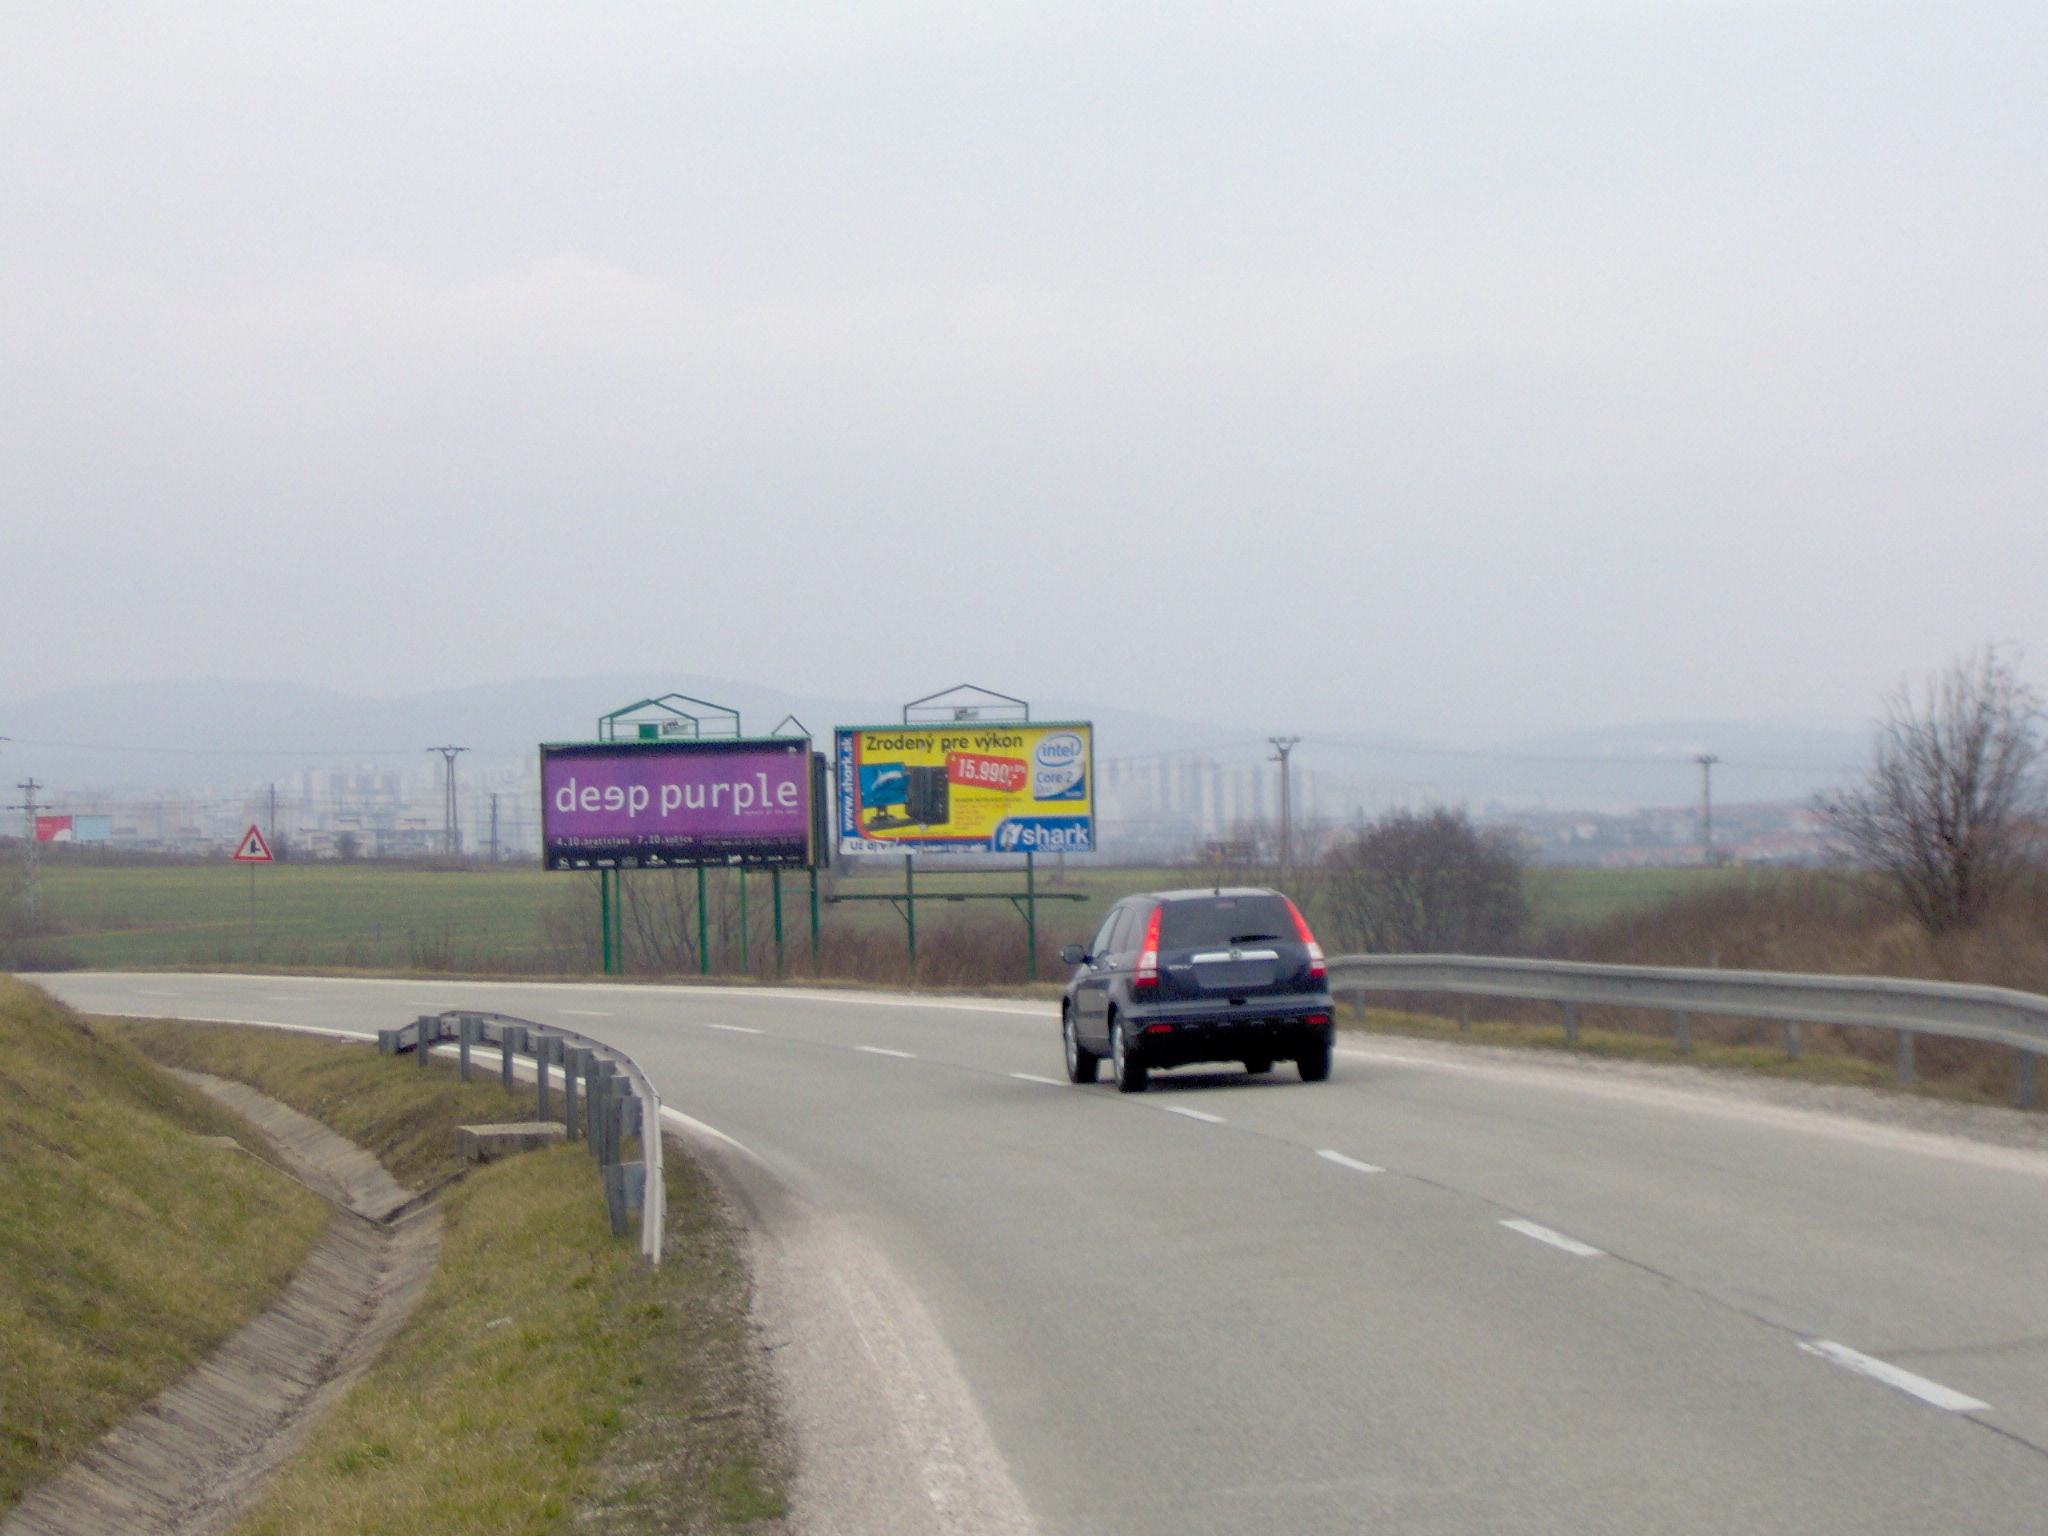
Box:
[834, 722, 1094, 854]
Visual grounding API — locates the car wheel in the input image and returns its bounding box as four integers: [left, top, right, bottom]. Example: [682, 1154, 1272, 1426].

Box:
[1297, 1036, 1332, 1082]
[1063, 1007, 1100, 1084]
[1243, 1057, 1272, 1076]
[1111, 1014, 1148, 1094]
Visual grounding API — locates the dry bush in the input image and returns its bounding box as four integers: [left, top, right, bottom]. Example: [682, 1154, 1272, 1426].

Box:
[1321, 808, 1527, 955]
[539, 869, 1060, 988]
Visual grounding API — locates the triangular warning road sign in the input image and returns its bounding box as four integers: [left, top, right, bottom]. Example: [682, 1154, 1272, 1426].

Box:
[232, 824, 274, 863]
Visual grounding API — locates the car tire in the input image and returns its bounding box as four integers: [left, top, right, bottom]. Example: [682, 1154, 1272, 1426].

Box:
[1063, 1007, 1100, 1084]
[1243, 1057, 1272, 1076]
[1111, 1014, 1148, 1094]
[1297, 1036, 1332, 1082]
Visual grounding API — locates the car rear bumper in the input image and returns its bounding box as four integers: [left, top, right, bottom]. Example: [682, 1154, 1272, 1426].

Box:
[1123, 997, 1334, 1066]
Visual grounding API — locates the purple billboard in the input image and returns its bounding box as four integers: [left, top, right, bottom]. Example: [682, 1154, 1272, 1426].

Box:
[540, 738, 813, 869]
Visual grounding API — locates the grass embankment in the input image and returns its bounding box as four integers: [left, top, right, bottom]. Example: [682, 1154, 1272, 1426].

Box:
[113, 1020, 788, 1535]
[0, 980, 329, 1512]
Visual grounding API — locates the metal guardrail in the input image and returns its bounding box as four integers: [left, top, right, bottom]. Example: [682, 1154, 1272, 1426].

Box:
[376, 1012, 666, 1264]
[1327, 954, 2048, 1107]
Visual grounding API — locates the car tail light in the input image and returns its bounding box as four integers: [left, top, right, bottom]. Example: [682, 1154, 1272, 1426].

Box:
[1145, 1023, 1172, 1034]
[1133, 905, 1162, 991]
[1305, 1013, 1331, 1025]
[1284, 899, 1326, 982]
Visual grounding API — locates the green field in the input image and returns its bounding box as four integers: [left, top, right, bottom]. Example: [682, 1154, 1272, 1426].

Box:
[9, 857, 1737, 977]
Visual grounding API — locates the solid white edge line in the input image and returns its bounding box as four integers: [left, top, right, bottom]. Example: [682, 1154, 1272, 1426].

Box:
[40, 970, 1058, 1018]
[82, 1010, 378, 1042]
[1160, 1104, 1225, 1124]
[1499, 1218, 1605, 1257]
[1316, 1149, 1384, 1174]
[1009, 1072, 1063, 1085]
[657, 1104, 756, 1154]
[706, 1023, 765, 1034]
[857, 1046, 917, 1058]
[1798, 1340, 1990, 1412]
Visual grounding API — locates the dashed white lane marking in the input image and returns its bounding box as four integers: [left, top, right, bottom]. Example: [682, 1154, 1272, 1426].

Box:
[1161, 1104, 1225, 1124]
[1010, 1072, 1063, 1085]
[562, 1009, 612, 1017]
[1500, 1219, 1605, 1257]
[1798, 1340, 1990, 1412]
[706, 1023, 764, 1035]
[858, 1046, 917, 1059]
[1316, 1149, 1385, 1174]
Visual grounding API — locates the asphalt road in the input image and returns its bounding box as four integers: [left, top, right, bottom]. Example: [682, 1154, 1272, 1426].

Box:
[36, 971, 2048, 1535]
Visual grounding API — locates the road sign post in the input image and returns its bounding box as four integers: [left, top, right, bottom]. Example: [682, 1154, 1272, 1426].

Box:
[232, 824, 273, 939]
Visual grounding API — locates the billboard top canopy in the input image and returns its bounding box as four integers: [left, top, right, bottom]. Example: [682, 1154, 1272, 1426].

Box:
[598, 694, 741, 743]
[902, 683, 1029, 725]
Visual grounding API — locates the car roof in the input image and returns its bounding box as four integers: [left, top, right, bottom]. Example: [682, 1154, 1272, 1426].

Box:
[1134, 887, 1284, 903]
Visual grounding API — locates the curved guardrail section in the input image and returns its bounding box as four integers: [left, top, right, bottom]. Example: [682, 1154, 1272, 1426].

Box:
[376, 1011, 666, 1265]
[1327, 954, 2048, 1105]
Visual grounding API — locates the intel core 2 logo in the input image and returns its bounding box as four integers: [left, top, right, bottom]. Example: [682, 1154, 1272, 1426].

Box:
[1032, 732, 1086, 801]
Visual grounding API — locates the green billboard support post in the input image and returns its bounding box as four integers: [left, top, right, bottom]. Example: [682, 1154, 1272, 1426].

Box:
[905, 854, 916, 981]
[809, 866, 820, 973]
[697, 865, 709, 976]
[599, 868, 614, 975]
[1025, 849, 1036, 981]
[772, 867, 785, 978]
[738, 868, 749, 978]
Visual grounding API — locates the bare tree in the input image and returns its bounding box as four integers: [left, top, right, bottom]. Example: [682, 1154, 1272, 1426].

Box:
[1321, 807, 1527, 954]
[1817, 647, 2045, 933]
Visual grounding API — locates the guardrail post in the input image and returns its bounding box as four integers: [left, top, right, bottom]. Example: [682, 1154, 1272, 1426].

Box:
[500, 1021, 515, 1091]
[564, 1047, 583, 1140]
[378, 1028, 397, 1055]
[535, 1035, 551, 1121]
[416, 1015, 436, 1068]
[1674, 1011, 1692, 1055]
[1562, 1000, 1579, 1048]
[592, 1067, 617, 1163]
[2017, 1050, 2038, 1110]
[457, 1015, 474, 1080]
[1897, 1029, 1916, 1087]
[1785, 1022, 1801, 1062]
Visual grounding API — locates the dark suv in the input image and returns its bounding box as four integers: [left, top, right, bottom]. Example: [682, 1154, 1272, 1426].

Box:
[1058, 888, 1335, 1092]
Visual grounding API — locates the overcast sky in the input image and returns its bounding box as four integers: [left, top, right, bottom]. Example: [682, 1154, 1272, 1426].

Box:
[3, 3, 2043, 742]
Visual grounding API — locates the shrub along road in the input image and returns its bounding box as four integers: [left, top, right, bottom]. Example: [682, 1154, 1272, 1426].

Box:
[34, 970, 2048, 1536]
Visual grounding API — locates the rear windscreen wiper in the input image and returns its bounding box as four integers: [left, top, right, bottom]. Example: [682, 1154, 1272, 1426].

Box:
[1229, 933, 1280, 943]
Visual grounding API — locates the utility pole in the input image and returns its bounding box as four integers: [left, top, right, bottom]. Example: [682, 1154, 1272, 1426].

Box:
[488, 792, 500, 864]
[13, 779, 43, 922]
[427, 747, 470, 858]
[1696, 753, 1721, 867]
[1268, 737, 1301, 885]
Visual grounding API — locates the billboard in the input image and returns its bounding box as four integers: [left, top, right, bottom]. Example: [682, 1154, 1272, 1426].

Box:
[541, 738, 813, 869]
[34, 815, 111, 843]
[836, 722, 1093, 854]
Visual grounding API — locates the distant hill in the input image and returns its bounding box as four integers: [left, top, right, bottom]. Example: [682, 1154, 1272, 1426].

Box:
[0, 676, 1871, 811]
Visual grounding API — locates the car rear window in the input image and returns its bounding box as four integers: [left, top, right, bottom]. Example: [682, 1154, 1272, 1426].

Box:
[1157, 896, 1295, 950]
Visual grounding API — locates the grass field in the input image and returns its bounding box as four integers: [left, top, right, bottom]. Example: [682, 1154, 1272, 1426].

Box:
[13, 857, 1740, 978]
